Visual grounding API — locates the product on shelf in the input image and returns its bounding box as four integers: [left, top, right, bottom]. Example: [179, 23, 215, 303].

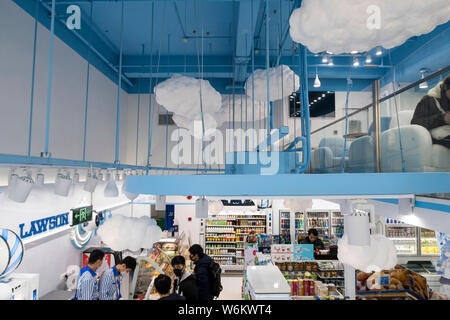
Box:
[356, 265, 429, 300]
[205, 211, 267, 266]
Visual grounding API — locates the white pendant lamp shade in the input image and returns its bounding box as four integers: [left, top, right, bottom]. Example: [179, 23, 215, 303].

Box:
[55, 173, 72, 196]
[104, 175, 119, 197]
[344, 212, 371, 246]
[98, 173, 103, 182]
[155, 195, 166, 211]
[122, 178, 139, 201]
[8, 175, 34, 203]
[83, 174, 98, 193]
[196, 197, 209, 219]
[313, 73, 321, 88]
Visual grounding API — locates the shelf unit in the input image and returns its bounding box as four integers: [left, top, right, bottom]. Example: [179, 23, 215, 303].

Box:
[295, 212, 305, 240]
[205, 211, 267, 267]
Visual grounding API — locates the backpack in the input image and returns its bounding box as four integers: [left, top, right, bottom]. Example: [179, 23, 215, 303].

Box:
[208, 260, 223, 298]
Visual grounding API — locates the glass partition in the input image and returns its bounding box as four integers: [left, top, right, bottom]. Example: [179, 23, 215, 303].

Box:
[379, 70, 450, 173]
[309, 68, 450, 174]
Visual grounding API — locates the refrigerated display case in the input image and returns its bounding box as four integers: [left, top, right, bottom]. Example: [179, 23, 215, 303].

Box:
[280, 211, 291, 241]
[385, 224, 418, 256]
[295, 212, 305, 239]
[420, 228, 440, 256]
[331, 212, 344, 238]
[306, 211, 330, 249]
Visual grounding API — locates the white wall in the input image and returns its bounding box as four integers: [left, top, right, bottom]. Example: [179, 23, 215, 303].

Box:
[0, 0, 129, 163]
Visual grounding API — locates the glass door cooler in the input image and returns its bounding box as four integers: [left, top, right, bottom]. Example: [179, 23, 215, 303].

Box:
[331, 211, 344, 239]
[294, 212, 305, 240]
[419, 228, 439, 256]
[306, 211, 330, 249]
[385, 222, 418, 256]
[279, 211, 291, 243]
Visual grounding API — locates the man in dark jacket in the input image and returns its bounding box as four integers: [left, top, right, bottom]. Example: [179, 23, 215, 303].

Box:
[189, 244, 214, 301]
[301, 229, 325, 250]
[154, 274, 186, 301]
[411, 75, 450, 149]
[171, 255, 199, 301]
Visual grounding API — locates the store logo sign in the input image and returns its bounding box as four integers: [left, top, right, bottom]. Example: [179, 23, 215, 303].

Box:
[19, 213, 69, 239]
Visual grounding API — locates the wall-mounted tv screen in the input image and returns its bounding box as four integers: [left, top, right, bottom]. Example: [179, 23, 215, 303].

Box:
[289, 91, 335, 118]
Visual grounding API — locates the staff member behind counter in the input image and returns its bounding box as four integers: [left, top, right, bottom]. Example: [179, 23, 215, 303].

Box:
[299, 228, 325, 250]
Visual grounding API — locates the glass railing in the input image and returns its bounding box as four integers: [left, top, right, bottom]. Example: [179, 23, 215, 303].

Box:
[309, 66, 450, 174]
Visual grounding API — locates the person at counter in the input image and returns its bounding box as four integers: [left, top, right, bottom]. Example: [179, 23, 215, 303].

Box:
[74, 249, 105, 300]
[155, 274, 186, 301]
[300, 229, 325, 250]
[99, 256, 137, 300]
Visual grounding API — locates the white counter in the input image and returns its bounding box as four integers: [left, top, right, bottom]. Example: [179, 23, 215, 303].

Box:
[246, 264, 291, 300]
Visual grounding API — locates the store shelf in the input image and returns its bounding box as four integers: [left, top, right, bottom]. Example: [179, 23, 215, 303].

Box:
[210, 255, 235, 257]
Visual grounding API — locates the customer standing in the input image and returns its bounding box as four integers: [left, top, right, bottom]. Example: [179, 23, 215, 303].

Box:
[74, 249, 104, 300]
[99, 256, 137, 300]
[171, 255, 199, 301]
[154, 274, 186, 300]
[189, 244, 215, 300]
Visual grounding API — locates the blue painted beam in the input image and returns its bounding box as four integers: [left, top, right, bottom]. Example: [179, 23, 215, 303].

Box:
[126, 77, 374, 94]
[0, 153, 147, 170]
[126, 172, 450, 196]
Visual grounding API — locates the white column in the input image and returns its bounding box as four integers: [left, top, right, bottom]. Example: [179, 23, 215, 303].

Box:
[344, 264, 356, 300]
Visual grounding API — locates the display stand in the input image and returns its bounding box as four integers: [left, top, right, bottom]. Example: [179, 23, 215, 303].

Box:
[246, 264, 291, 300]
[128, 255, 165, 300]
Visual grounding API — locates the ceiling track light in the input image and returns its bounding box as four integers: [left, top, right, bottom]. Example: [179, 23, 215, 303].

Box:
[55, 171, 72, 197]
[73, 169, 80, 184]
[328, 58, 334, 66]
[321, 53, 328, 63]
[83, 171, 98, 193]
[353, 57, 360, 67]
[8, 169, 34, 203]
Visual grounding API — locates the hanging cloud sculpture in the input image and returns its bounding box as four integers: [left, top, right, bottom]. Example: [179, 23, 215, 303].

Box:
[245, 65, 300, 102]
[155, 74, 222, 139]
[289, 0, 450, 54]
[338, 234, 397, 273]
[97, 215, 162, 252]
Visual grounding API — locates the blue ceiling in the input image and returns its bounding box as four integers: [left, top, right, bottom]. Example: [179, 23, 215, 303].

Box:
[13, 0, 450, 94]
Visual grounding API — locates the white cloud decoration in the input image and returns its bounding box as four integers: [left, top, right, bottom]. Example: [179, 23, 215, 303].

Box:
[338, 234, 397, 273]
[245, 65, 300, 102]
[97, 215, 162, 252]
[289, 0, 450, 54]
[155, 74, 222, 139]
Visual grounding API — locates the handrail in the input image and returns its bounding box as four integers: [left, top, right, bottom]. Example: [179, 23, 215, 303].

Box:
[310, 65, 450, 135]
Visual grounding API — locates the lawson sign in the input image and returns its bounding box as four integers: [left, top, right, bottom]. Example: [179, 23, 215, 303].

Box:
[19, 213, 69, 240]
